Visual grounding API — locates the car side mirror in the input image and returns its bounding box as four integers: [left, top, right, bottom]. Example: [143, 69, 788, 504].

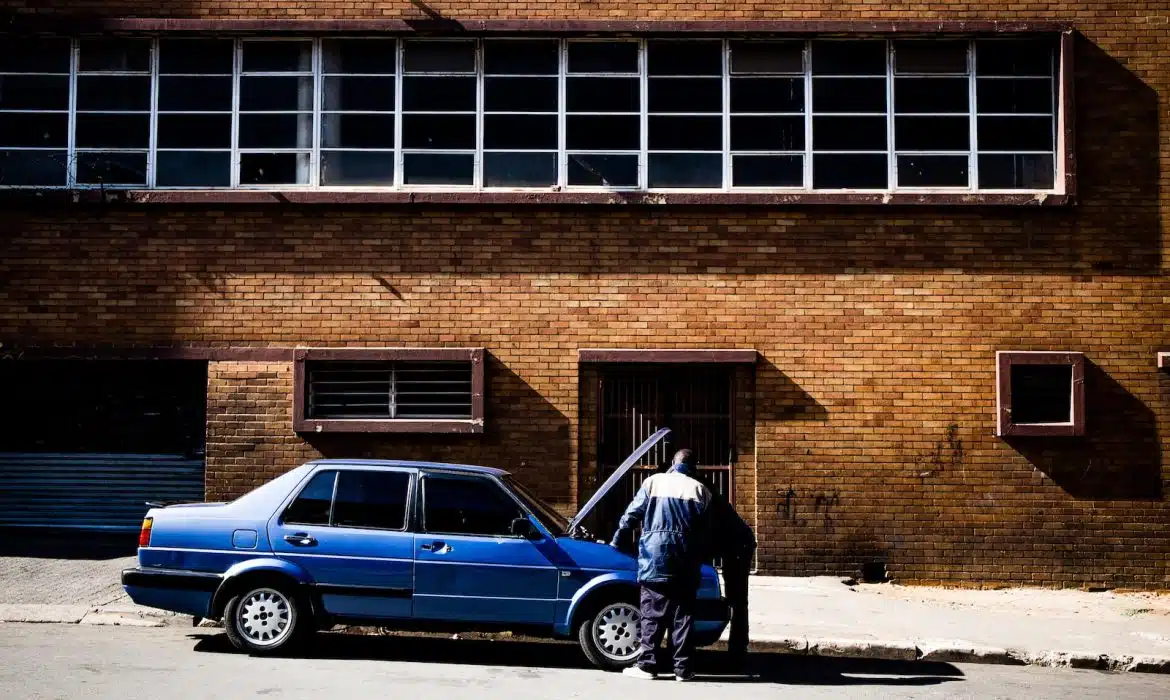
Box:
[511, 517, 542, 540]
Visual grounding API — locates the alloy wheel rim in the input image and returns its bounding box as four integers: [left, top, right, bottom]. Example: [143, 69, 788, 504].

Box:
[236, 588, 293, 647]
[593, 602, 640, 661]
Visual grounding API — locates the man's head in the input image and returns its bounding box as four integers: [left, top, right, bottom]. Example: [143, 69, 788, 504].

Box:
[669, 448, 696, 476]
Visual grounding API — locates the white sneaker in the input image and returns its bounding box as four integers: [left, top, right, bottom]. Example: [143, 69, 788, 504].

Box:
[622, 666, 656, 680]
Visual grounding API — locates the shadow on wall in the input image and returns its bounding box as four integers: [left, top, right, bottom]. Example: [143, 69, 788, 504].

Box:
[755, 356, 828, 423]
[300, 353, 574, 507]
[1006, 360, 1162, 500]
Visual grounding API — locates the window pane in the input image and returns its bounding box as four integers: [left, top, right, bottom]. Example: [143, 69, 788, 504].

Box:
[813, 116, 887, 151]
[404, 41, 476, 73]
[283, 471, 337, 526]
[732, 155, 803, 187]
[242, 41, 312, 72]
[485, 77, 558, 112]
[403, 153, 474, 185]
[813, 78, 886, 113]
[978, 153, 1054, 189]
[75, 114, 150, 149]
[730, 41, 803, 74]
[240, 153, 311, 185]
[566, 77, 640, 113]
[897, 155, 968, 187]
[977, 78, 1053, 114]
[649, 116, 721, 151]
[423, 477, 524, 536]
[323, 39, 396, 74]
[566, 115, 640, 151]
[731, 116, 804, 151]
[156, 151, 232, 187]
[977, 116, 1053, 151]
[0, 75, 69, 110]
[648, 78, 721, 113]
[894, 41, 969, 74]
[731, 77, 804, 113]
[976, 39, 1054, 77]
[321, 113, 396, 149]
[0, 113, 68, 147]
[324, 76, 396, 112]
[76, 152, 147, 185]
[484, 152, 557, 187]
[484, 40, 558, 75]
[159, 77, 234, 112]
[812, 41, 886, 76]
[0, 39, 71, 73]
[895, 77, 969, 114]
[567, 154, 638, 187]
[321, 151, 395, 186]
[1010, 364, 1072, 423]
[402, 114, 475, 149]
[240, 77, 314, 111]
[79, 39, 151, 72]
[813, 153, 887, 189]
[402, 76, 476, 111]
[0, 150, 67, 186]
[896, 116, 970, 151]
[568, 42, 639, 73]
[158, 114, 233, 149]
[76, 76, 151, 111]
[333, 471, 411, 530]
[239, 114, 314, 149]
[159, 40, 235, 74]
[647, 41, 722, 76]
[484, 114, 557, 150]
[648, 153, 722, 188]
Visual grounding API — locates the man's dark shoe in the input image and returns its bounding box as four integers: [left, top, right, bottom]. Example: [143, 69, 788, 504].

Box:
[674, 670, 696, 682]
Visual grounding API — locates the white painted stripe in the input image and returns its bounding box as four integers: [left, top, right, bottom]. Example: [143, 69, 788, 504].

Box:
[414, 594, 555, 602]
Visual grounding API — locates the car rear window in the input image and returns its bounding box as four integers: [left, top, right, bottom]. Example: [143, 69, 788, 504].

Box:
[283, 470, 336, 525]
[333, 470, 411, 530]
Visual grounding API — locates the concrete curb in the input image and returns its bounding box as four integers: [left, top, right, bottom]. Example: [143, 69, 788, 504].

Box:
[0, 603, 189, 628]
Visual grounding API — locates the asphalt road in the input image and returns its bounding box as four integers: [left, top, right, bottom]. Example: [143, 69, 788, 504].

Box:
[2, 624, 1169, 700]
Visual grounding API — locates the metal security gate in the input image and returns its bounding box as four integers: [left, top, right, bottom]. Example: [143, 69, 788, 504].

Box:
[0, 360, 207, 531]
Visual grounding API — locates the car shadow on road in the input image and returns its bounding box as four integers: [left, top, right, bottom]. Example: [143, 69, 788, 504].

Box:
[189, 631, 964, 687]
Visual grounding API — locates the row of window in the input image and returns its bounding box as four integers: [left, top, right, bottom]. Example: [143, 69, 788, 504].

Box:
[0, 36, 1059, 191]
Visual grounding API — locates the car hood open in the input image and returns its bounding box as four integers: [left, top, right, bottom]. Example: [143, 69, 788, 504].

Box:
[567, 427, 671, 533]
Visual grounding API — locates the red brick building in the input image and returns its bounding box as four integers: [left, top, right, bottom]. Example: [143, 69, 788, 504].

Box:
[0, 2, 1166, 589]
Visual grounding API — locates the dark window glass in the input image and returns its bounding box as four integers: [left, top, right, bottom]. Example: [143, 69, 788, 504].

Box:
[978, 153, 1054, 189]
[484, 152, 557, 187]
[323, 77, 396, 112]
[894, 41, 969, 74]
[0, 39, 71, 73]
[403, 41, 475, 73]
[896, 155, 968, 187]
[977, 116, 1053, 151]
[402, 114, 476, 149]
[895, 77, 969, 114]
[566, 77, 640, 113]
[284, 471, 337, 526]
[0, 150, 67, 186]
[159, 40, 235, 74]
[403, 153, 474, 185]
[75, 114, 150, 149]
[732, 155, 803, 187]
[730, 77, 804, 113]
[812, 41, 886, 76]
[79, 39, 151, 72]
[76, 152, 147, 185]
[975, 39, 1054, 77]
[240, 77, 314, 112]
[76, 76, 151, 111]
[895, 116, 970, 151]
[242, 41, 312, 73]
[395, 362, 474, 418]
[484, 40, 558, 75]
[333, 471, 411, 530]
[321, 151, 395, 186]
[1010, 364, 1072, 424]
[731, 116, 804, 151]
[157, 114, 233, 149]
[485, 77, 558, 112]
[158, 77, 234, 112]
[567, 154, 638, 187]
[648, 78, 721, 113]
[0, 76, 69, 110]
[239, 114, 313, 149]
[402, 76, 476, 111]
[813, 153, 888, 189]
[648, 153, 722, 188]
[813, 116, 887, 151]
[156, 151, 232, 187]
[730, 41, 803, 74]
[977, 78, 1053, 114]
[423, 476, 524, 537]
[648, 116, 722, 151]
[813, 78, 886, 113]
[484, 114, 557, 150]
[647, 41, 722, 76]
[568, 42, 639, 73]
[566, 115, 640, 151]
[322, 39, 396, 74]
[0, 113, 68, 147]
[321, 114, 396, 149]
[240, 153, 310, 185]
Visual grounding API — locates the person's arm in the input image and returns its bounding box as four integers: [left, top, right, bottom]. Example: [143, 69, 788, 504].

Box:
[610, 481, 649, 548]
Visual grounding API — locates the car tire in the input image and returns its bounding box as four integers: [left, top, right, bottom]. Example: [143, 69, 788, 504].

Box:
[223, 584, 307, 656]
[577, 597, 642, 671]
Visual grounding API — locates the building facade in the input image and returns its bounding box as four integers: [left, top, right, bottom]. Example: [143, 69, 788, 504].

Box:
[0, 1, 1167, 589]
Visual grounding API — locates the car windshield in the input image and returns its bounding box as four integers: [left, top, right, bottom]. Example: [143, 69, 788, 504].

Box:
[505, 477, 570, 537]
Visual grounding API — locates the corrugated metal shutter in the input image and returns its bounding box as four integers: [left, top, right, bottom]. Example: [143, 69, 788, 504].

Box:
[0, 453, 204, 531]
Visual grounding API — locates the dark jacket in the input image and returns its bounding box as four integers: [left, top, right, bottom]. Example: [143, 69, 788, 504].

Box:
[611, 465, 712, 585]
[708, 492, 756, 561]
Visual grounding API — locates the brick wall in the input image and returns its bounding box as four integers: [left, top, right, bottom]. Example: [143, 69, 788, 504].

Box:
[1, 2, 1169, 588]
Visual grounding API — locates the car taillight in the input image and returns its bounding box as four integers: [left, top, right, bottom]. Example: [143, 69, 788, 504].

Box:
[138, 517, 153, 547]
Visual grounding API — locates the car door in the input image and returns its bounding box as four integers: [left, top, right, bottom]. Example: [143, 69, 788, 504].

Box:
[412, 471, 559, 625]
[268, 467, 415, 619]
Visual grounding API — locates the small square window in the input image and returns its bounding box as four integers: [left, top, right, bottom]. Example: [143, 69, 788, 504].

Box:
[996, 351, 1085, 437]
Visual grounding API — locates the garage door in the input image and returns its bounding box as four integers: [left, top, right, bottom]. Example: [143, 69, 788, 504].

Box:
[0, 360, 207, 531]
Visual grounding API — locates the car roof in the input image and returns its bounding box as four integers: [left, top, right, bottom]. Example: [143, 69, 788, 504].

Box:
[305, 459, 509, 478]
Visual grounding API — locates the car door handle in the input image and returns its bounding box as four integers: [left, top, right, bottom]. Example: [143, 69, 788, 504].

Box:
[420, 541, 451, 554]
[284, 533, 317, 547]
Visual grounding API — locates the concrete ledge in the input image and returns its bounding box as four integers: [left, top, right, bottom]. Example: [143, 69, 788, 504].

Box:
[0, 604, 88, 624]
[809, 638, 920, 662]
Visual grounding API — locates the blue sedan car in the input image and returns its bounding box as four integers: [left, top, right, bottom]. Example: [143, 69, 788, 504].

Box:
[122, 428, 728, 668]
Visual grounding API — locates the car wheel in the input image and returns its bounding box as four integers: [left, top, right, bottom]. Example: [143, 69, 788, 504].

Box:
[578, 598, 642, 670]
[223, 585, 305, 655]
